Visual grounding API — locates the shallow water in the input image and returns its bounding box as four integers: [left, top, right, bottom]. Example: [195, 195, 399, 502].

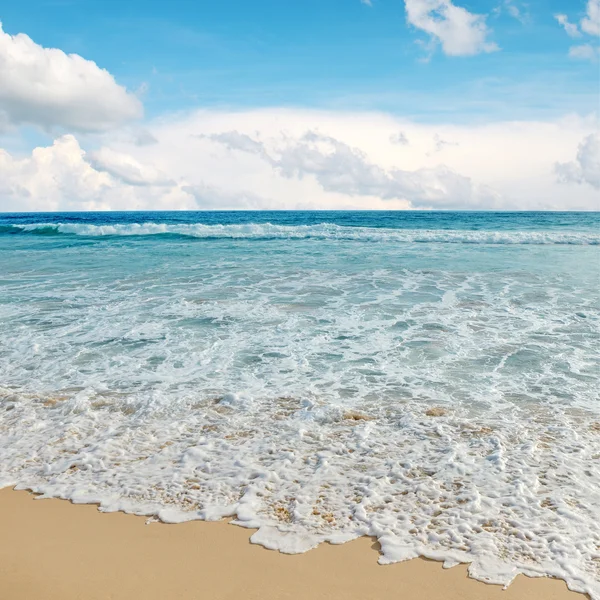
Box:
[0, 211, 599, 597]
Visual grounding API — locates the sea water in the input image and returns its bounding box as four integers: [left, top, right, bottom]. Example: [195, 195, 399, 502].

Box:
[0, 211, 598, 597]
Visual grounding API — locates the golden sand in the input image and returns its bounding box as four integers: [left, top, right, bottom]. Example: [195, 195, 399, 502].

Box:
[0, 488, 586, 600]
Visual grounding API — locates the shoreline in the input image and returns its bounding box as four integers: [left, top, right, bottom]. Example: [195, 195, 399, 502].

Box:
[0, 488, 587, 600]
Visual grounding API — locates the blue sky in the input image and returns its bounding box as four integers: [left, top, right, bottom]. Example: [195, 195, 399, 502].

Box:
[2, 0, 598, 120]
[0, 1, 598, 211]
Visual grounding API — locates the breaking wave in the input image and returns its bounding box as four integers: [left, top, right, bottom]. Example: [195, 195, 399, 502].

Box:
[1, 222, 599, 245]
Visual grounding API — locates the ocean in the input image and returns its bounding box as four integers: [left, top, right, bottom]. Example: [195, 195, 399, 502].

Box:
[0, 211, 598, 597]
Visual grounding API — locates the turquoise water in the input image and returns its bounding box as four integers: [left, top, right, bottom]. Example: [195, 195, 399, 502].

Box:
[0, 212, 599, 596]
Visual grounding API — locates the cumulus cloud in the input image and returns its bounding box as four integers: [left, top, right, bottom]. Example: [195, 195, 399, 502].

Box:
[2, 110, 597, 211]
[569, 43, 599, 60]
[403, 0, 498, 56]
[0, 136, 193, 211]
[204, 129, 499, 208]
[94, 108, 596, 210]
[555, 132, 600, 190]
[582, 0, 600, 36]
[0, 135, 277, 212]
[0, 22, 142, 132]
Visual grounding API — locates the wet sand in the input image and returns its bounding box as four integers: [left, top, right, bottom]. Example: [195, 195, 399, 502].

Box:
[0, 488, 587, 600]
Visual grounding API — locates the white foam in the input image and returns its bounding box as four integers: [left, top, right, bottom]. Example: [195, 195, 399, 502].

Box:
[1, 384, 598, 597]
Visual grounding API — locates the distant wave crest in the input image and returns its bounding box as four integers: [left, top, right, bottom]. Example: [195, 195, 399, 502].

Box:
[2, 222, 599, 245]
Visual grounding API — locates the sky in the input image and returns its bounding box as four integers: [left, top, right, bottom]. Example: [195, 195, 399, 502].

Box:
[0, 0, 599, 211]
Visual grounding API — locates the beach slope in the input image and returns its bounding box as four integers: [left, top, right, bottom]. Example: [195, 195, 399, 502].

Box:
[0, 488, 585, 600]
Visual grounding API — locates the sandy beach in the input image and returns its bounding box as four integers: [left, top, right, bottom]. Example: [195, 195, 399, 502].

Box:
[0, 488, 586, 600]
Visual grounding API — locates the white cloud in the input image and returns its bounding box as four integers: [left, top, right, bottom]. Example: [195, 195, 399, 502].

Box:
[0, 134, 278, 212]
[505, 1, 522, 21]
[569, 43, 599, 60]
[88, 147, 174, 187]
[555, 132, 600, 190]
[128, 109, 600, 210]
[205, 129, 496, 208]
[493, 1, 527, 24]
[2, 110, 598, 211]
[581, 0, 600, 36]
[0, 136, 194, 211]
[0, 22, 142, 132]
[555, 14, 582, 38]
[403, 0, 498, 56]
[202, 131, 266, 156]
[556, 1, 600, 59]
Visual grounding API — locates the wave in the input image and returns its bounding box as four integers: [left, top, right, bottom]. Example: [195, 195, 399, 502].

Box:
[1, 222, 599, 245]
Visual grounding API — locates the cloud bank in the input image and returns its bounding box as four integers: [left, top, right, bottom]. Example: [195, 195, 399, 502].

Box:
[204, 130, 497, 209]
[1, 109, 598, 212]
[0, 22, 142, 132]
